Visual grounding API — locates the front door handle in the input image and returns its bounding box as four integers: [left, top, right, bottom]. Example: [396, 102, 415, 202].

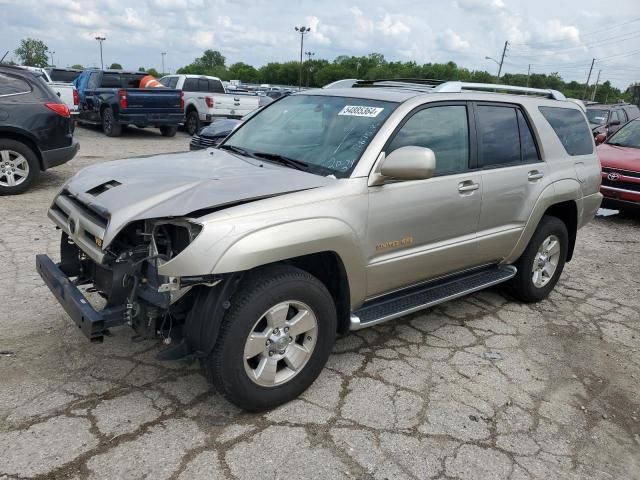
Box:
[528, 170, 544, 181]
[458, 181, 479, 193]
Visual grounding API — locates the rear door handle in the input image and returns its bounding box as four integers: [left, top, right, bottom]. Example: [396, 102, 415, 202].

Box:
[528, 170, 544, 181]
[458, 181, 479, 193]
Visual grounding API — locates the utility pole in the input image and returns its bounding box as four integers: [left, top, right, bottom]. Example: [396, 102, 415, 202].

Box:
[591, 69, 602, 102]
[95, 36, 106, 70]
[497, 40, 508, 79]
[49, 50, 55, 67]
[294, 26, 310, 90]
[526, 64, 531, 87]
[161, 52, 166, 76]
[582, 58, 595, 100]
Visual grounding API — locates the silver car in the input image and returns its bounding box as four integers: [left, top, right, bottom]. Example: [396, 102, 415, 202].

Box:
[37, 80, 602, 411]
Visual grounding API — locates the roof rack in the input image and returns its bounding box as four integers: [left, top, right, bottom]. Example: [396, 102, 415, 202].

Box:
[433, 81, 566, 100]
[353, 79, 444, 93]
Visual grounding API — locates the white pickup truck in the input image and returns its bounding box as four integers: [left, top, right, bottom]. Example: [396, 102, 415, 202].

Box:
[159, 74, 260, 135]
[20, 66, 79, 116]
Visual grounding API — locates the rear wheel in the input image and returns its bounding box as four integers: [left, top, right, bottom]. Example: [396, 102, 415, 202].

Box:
[159, 125, 178, 137]
[185, 110, 200, 136]
[203, 265, 336, 411]
[101, 107, 121, 137]
[0, 139, 40, 195]
[508, 215, 568, 302]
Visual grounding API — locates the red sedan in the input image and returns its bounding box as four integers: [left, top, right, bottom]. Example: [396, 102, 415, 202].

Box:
[597, 118, 640, 213]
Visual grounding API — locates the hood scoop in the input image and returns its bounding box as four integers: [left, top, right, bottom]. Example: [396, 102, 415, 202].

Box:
[87, 180, 122, 196]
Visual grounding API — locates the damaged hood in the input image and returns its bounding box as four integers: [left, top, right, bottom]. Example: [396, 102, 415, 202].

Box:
[61, 148, 334, 246]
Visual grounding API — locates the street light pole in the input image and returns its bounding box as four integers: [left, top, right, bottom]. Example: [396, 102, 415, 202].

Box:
[49, 50, 55, 67]
[161, 52, 166, 76]
[95, 36, 106, 70]
[294, 26, 310, 90]
[305, 51, 315, 87]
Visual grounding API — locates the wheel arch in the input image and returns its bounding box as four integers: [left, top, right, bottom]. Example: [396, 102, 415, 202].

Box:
[0, 129, 43, 170]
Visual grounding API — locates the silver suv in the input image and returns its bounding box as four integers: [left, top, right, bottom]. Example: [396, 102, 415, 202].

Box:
[37, 80, 602, 411]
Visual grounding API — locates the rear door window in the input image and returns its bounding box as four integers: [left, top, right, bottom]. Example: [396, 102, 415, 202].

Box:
[476, 105, 521, 167]
[183, 78, 199, 92]
[198, 78, 209, 92]
[517, 110, 540, 162]
[538, 106, 594, 156]
[209, 79, 225, 93]
[0, 73, 31, 96]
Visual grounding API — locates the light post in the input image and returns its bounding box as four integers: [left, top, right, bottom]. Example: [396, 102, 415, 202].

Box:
[49, 50, 55, 67]
[294, 26, 310, 90]
[95, 36, 106, 70]
[161, 52, 166, 76]
[305, 51, 314, 87]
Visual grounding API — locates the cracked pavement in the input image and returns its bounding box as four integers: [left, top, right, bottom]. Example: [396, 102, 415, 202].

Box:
[1, 126, 639, 479]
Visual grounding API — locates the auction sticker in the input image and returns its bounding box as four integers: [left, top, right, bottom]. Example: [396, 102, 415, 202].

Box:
[338, 105, 384, 117]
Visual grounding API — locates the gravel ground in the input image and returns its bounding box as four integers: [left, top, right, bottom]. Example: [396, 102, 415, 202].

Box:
[1, 125, 639, 480]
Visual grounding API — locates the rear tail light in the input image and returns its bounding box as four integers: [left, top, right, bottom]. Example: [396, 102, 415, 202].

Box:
[180, 91, 185, 110]
[45, 103, 70, 118]
[72, 88, 79, 106]
[119, 89, 128, 109]
[205, 96, 214, 108]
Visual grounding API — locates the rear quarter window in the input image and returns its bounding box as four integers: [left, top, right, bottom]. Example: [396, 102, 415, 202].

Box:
[538, 106, 593, 156]
[0, 73, 32, 96]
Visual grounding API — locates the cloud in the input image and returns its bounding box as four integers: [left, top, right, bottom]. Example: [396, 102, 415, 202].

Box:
[439, 29, 470, 51]
[456, 0, 505, 12]
[377, 14, 411, 36]
[539, 19, 580, 44]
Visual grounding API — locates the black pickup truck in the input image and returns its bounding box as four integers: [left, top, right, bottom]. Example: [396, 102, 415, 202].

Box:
[75, 70, 184, 137]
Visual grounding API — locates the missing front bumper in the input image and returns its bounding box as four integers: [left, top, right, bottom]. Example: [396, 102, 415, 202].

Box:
[36, 254, 126, 342]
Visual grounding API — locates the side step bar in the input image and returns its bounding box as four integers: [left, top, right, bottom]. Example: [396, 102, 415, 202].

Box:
[350, 265, 516, 330]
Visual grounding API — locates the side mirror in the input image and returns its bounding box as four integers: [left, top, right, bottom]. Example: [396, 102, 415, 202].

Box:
[609, 119, 620, 126]
[379, 146, 436, 181]
[595, 133, 606, 145]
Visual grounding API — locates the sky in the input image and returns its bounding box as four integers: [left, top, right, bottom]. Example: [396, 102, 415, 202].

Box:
[1, 0, 639, 89]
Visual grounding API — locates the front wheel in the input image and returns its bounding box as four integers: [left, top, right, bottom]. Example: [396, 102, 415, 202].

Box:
[508, 215, 568, 303]
[203, 265, 337, 411]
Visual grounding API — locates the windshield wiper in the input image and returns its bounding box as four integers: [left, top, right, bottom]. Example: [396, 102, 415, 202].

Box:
[250, 152, 310, 171]
[219, 144, 256, 158]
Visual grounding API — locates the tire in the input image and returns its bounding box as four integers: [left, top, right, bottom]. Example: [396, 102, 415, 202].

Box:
[0, 139, 40, 195]
[508, 215, 568, 303]
[185, 110, 200, 136]
[159, 125, 178, 137]
[101, 107, 122, 137]
[203, 265, 337, 412]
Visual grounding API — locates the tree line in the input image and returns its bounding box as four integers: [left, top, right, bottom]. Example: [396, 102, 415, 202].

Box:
[6, 38, 633, 104]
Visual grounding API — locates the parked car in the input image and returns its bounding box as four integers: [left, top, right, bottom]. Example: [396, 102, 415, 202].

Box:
[0, 65, 78, 195]
[36, 81, 601, 411]
[159, 74, 260, 135]
[586, 103, 640, 138]
[597, 117, 640, 213]
[74, 70, 184, 137]
[19, 66, 79, 117]
[45, 68, 83, 84]
[190, 118, 241, 150]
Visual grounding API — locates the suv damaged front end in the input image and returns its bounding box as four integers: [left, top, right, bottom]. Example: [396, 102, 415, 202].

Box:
[37, 192, 213, 344]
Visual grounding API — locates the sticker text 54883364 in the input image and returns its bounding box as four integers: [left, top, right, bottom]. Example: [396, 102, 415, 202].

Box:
[338, 105, 385, 118]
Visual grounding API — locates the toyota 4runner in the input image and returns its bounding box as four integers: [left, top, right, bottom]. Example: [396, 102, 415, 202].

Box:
[36, 80, 602, 411]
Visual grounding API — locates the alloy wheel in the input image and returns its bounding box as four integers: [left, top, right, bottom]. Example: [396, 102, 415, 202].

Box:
[0, 150, 30, 188]
[243, 300, 318, 387]
[531, 234, 561, 288]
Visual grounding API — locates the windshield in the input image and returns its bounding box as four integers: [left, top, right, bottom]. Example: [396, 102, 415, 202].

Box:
[223, 94, 397, 177]
[586, 109, 609, 125]
[607, 119, 640, 148]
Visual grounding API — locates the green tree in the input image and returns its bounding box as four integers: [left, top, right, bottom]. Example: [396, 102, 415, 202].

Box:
[71, 64, 84, 69]
[146, 68, 160, 77]
[228, 62, 258, 83]
[109, 62, 123, 69]
[198, 50, 226, 69]
[14, 38, 49, 67]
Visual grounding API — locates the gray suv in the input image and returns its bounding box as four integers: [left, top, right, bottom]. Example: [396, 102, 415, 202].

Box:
[37, 80, 602, 411]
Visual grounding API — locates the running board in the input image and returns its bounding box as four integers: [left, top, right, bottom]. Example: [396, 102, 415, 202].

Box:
[350, 265, 516, 330]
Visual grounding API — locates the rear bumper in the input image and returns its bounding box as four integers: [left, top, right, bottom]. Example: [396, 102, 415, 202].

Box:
[41, 139, 79, 170]
[35, 254, 126, 342]
[118, 112, 184, 126]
